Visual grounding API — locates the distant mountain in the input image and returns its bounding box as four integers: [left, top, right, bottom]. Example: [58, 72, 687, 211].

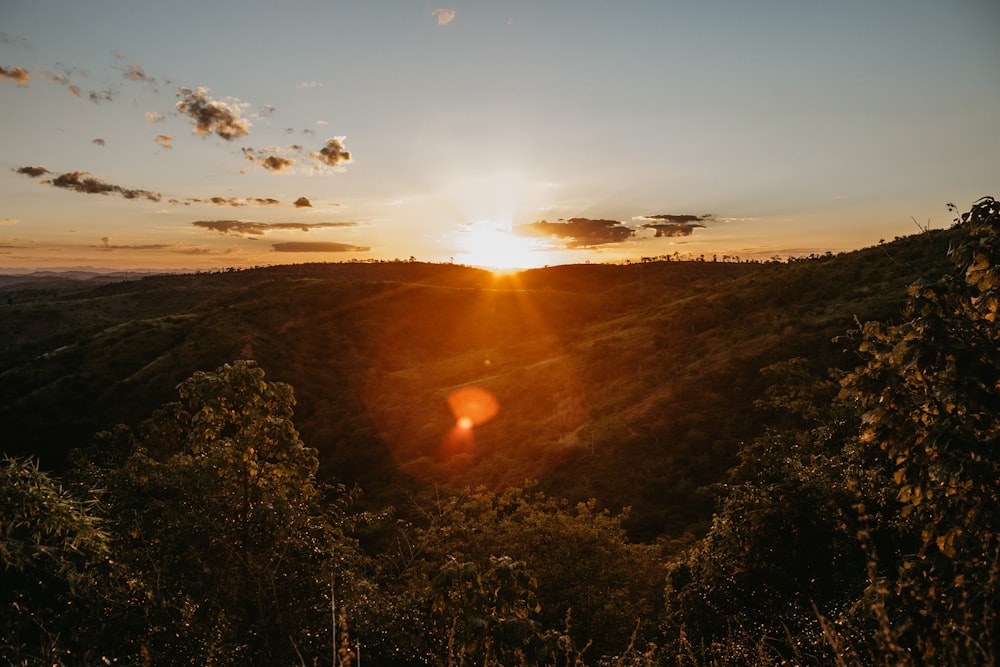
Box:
[0, 232, 957, 540]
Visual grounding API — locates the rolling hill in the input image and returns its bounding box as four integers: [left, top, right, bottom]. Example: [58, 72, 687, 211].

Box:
[0, 229, 957, 540]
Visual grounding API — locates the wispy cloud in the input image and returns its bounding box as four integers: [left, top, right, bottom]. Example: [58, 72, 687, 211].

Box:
[123, 61, 156, 90]
[432, 8, 457, 26]
[181, 196, 282, 207]
[0, 33, 31, 50]
[193, 220, 358, 237]
[16, 165, 301, 207]
[145, 111, 165, 124]
[516, 217, 635, 248]
[154, 134, 173, 150]
[0, 66, 30, 85]
[176, 86, 250, 140]
[0, 218, 17, 226]
[298, 80, 323, 88]
[16, 166, 161, 201]
[92, 138, 106, 147]
[272, 241, 370, 253]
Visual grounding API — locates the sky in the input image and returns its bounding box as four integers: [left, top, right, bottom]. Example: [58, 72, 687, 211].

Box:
[1, 1, 998, 272]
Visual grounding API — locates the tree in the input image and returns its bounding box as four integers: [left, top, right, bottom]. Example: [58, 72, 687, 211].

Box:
[83, 360, 368, 666]
[377, 485, 665, 662]
[841, 196, 1000, 662]
[663, 360, 868, 665]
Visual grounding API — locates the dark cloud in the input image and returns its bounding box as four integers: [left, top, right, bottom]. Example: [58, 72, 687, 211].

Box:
[272, 242, 370, 253]
[310, 137, 352, 168]
[193, 220, 358, 237]
[92, 138, 106, 147]
[50, 171, 162, 201]
[259, 155, 295, 172]
[516, 217, 635, 248]
[242, 146, 301, 173]
[642, 222, 705, 238]
[0, 66, 30, 85]
[16, 166, 161, 201]
[176, 87, 250, 140]
[15, 165, 50, 178]
[89, 88, 115, 104]
[293, 196, 312, 208]
[635, 213, 716, 238]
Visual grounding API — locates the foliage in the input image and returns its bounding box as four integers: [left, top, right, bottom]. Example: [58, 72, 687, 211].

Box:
[378, 485, 666, 662]
[430, 555, 550, 666]
[664, 360, 867, 664]
[79, 360, 369, 666]
[4, 208, 999, 664]
[0, 456, 110, 665]
[840, 196, 1000, 662]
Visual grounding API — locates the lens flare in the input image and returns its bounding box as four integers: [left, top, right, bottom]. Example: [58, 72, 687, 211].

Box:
[447, 385, 500, 427]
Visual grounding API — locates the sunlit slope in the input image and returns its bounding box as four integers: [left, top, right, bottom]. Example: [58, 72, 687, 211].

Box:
[0, 230, 957, 538]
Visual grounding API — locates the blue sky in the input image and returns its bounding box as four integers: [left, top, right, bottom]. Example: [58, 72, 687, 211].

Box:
[1, 0, 997, 270]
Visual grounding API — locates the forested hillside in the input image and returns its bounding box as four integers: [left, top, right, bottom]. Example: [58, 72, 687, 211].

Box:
[2, 198, 997, 665]
[0, 229, 953, 536]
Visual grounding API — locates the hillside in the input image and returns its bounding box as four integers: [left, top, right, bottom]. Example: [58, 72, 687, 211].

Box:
[0, 230, 957, 539]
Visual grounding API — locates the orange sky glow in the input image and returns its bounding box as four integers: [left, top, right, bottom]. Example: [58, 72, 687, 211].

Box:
[1, 1, 997, 272]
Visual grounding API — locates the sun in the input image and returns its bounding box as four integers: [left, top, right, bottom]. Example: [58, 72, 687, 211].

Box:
[454, 219, 553, 272]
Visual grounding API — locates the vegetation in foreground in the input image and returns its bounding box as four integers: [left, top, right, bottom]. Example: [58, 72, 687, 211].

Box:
[2, 197, 998, 665]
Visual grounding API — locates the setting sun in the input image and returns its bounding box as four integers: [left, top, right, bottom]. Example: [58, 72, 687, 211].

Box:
[453, 220, 554, 272]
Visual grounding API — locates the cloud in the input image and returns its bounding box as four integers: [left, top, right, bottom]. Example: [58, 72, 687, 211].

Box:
[89, 88, 115, 104]
[145, 111, 165, 124]
[95, 241, 172, 250]
[123, 62, 156, 88]
[16, 166, 161, 202]
[272, 241, 370, 253]
[638, 214, 712, 224]
[259, 155, 296, 172]
[432, 8, 457, 26]
[298, 81, 323, 88]
[15, 165, 50, 178]
[193, 220, 358, 237]
[634, 213, 718, 238]
[241, 146, 306, 173]
[293, 197, 312, 208]
[0, 33, 31, 49]
[257, 104, 276, 117]
[516, 217, 635, 248]
[183, 196, 282, 207]
[68, 85, 81, 96]
[92, 138, 106, 146]
[0, 66, 30, 85]
[0, 218, 17, 225]
[154, 134, 173, 150]
[176, 86, 250, 140]
[310, 137, 352, 168]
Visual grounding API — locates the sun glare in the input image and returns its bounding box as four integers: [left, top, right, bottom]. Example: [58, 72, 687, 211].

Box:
[454, 220, 552, 272]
